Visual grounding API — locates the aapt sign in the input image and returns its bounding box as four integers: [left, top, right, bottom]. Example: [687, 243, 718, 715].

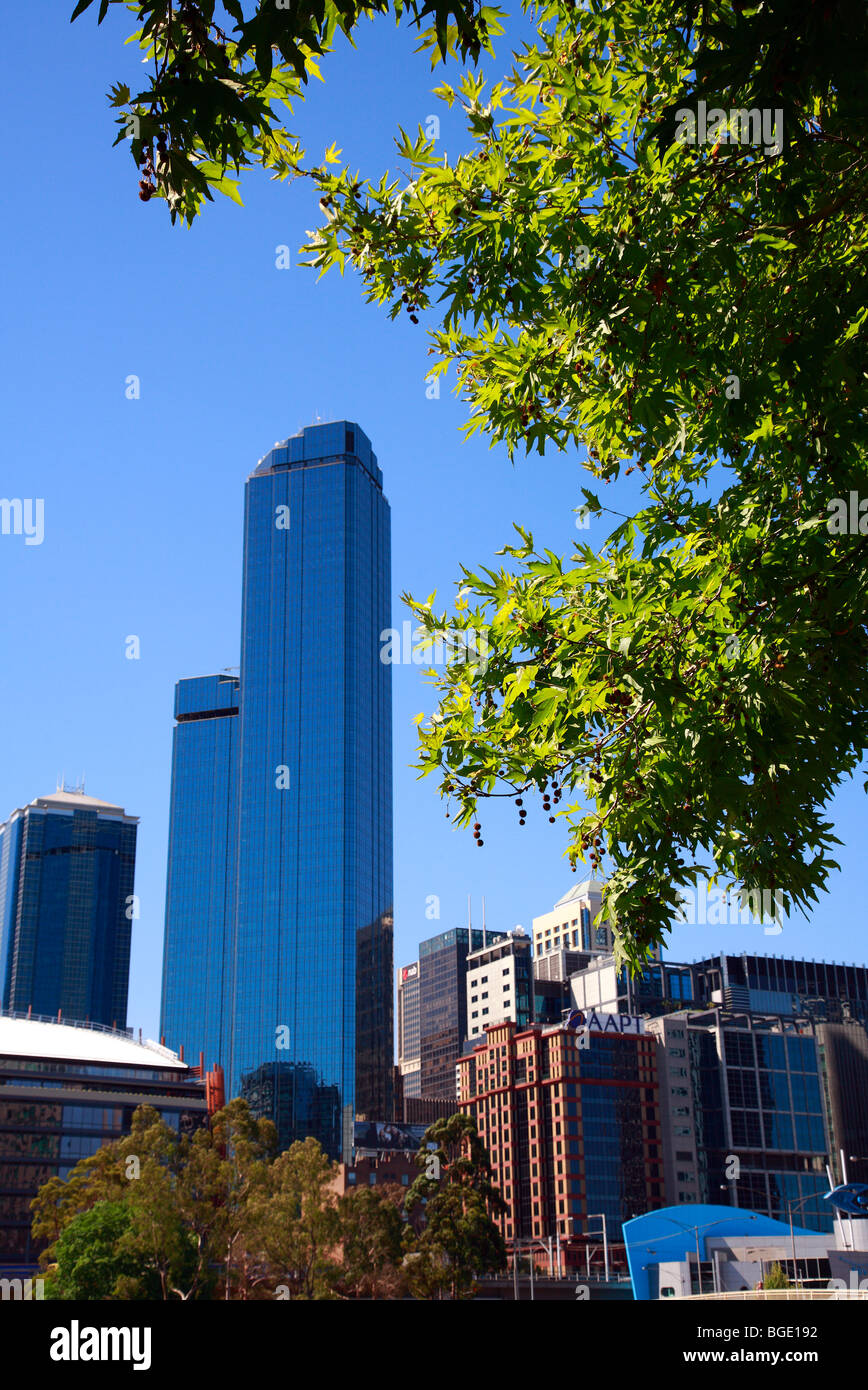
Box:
[567, 1009, 644, 1036]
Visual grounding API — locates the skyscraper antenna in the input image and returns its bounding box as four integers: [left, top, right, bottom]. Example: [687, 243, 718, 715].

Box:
[482, 895, 487, 950]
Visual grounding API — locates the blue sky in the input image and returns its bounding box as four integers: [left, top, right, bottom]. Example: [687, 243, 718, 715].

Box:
[1, 5, 865, 1044]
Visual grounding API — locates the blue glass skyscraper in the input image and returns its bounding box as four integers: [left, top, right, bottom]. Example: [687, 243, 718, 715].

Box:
[161, 421, 393, 1158]
[0, 789, 138, 1027]
[161, 673, 239, 1074]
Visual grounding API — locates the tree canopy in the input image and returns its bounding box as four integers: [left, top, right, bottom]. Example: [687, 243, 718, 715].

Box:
[32, 1102, 501, 1298]
[406, 1113, 506, 1298]
[70, 0, 497, 221]
[75, 0, 868, 966]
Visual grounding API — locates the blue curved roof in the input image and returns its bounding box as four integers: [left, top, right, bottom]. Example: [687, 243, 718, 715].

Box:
[624, 1204, 817, 1300]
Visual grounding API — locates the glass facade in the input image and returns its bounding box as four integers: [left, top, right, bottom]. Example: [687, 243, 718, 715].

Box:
[576, 1036, 656, 1236]
[161, 422, 393, 1159]
[692, 1022, 831, 1230]
[419, 928, 504, 1098]
[161, 674, 239, 1075]
[0, 794, 137, 1028]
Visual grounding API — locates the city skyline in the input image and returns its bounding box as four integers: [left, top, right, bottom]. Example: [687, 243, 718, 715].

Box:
[2, 7, 867, 1050]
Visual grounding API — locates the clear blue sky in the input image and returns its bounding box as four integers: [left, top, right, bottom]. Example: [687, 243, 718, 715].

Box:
[1, 6, 865, 1044]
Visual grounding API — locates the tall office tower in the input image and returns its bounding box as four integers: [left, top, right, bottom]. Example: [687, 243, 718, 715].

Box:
[418, 927, 505, 1100]
[161, 674, 240, 1074]
[398, 961, 421, 1099]
[0, 789, 138, 1027]
[161, 421, 393, 1160]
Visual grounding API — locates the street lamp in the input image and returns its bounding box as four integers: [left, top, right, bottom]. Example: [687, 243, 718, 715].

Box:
[586, 1213, 609, 1283]
[786, 1190, 825, 1288]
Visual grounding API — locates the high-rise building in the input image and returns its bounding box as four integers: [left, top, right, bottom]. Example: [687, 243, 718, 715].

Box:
[161, 422, 393, 1159]
[0, 789, 138, 1028]
[397, 961, 421, 1099]
[161, 674, 239, 1081]
[648, 1010, 831, 1229]
[458, 1017, 663, 1268]
[419, 927, 504, 1100]
[532, 881, 614, 960]
[569, 952, 695, 1017]
[568, 949, 868, 1022]
[466, 930, 532, 1041]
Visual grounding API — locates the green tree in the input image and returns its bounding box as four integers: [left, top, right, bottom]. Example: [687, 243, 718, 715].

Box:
[406, 1113, 506, 1298]
[334, 1183, 409, 1298]
[79, 0, 868, 967]
[764, 1260, 791, 1290]
[31, 1100, 277, 1300]
[45, 1201, 139, 1300]
[31, 1140, 131, 1255]
[69, 0, 495, 223]
[246, 1136, 342, 1299]
[302, 0, 868, 966]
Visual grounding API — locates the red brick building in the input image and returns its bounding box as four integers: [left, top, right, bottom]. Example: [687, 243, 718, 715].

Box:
[457, 1018, 665, 1274]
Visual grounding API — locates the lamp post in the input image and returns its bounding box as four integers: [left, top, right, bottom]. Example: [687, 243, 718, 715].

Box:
[511, 1235, 552, 1299]
[586, 1213, 609, 1283]
[786, 1189, 826, 1287]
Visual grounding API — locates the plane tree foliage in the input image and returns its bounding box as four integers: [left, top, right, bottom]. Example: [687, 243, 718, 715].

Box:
[75, 0, 868, 966]
[301, 0, 868, 965]
[69, 0, 496, 222]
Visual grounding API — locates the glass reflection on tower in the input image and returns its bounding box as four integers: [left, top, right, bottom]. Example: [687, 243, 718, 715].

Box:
[161, 674, 239, 1076]
[161, 422, 393, 1159]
